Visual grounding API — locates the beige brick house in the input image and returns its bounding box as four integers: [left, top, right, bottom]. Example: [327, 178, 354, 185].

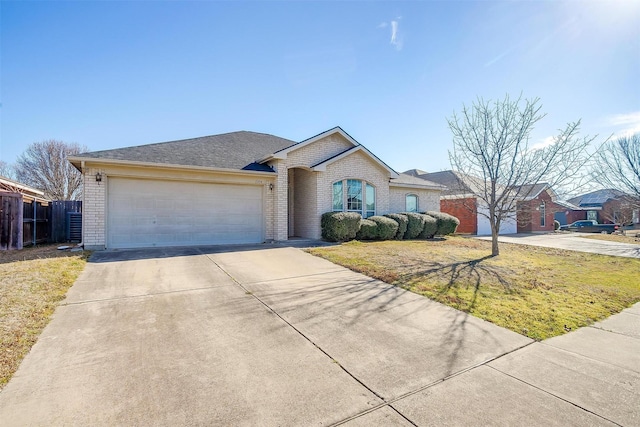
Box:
[70, 127, 443, 250]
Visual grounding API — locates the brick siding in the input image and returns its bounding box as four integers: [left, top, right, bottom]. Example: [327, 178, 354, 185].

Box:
[441, 198, 477, 234]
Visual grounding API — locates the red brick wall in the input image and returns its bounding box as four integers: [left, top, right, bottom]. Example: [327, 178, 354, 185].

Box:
[517, 191, 556, 233]
[441, 198, 477, 234]
[564, 209, 587, 224]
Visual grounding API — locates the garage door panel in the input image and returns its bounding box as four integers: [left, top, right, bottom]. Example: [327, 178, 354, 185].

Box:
[108, 178, 264, 249]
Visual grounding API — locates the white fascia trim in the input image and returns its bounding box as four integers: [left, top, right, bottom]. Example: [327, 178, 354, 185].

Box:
[389, 182, 444, 191]
[0, 176, 46, 197]
[67, 157, 277, 177]
[440, 193, 478, 200]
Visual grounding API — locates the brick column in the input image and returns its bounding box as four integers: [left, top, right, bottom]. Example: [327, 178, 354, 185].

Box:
[273, 161, 289, 241]
[82, 167, 107, 250]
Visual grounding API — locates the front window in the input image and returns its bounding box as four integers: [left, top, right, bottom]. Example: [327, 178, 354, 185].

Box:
[406, 194, 418, 212]
[346, 179, 362, 212]
[333, 179, 375, 217]
[587, 210, 598, 221]
[366, 184, 375, 218]
[332, 181, 343, 211]
[540, 201, 546, 226]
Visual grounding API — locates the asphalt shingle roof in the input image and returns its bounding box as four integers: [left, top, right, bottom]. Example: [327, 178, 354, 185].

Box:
[406, 170, 484, 195]
[568, 189, 626, 207]
[391, 173, 444, 189]
[74, 131, 297, 172]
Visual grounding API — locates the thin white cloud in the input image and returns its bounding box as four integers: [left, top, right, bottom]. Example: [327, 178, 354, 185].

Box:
[607, 111, 640, 137]
[377, 22, 388, 29]
[390, 17, 403, 51]
[484, 48, 513, 68]
[531, 136, 556, 151]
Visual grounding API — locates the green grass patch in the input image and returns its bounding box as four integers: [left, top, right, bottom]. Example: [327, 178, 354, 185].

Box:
[0, 245, 89, 389]
[308, 237, 640, 340]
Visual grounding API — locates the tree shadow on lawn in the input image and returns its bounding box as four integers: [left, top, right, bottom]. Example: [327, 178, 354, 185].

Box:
[404, 255, 515, 312]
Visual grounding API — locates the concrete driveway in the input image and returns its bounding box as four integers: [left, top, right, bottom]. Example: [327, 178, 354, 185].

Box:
[0, 245, 638, 426]
[476, 232, 640, 258]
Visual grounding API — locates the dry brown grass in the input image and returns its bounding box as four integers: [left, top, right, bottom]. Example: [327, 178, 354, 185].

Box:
[309, 237, 640, 340]
[0, 244, 89, 389]
[581, 234, 640, 245]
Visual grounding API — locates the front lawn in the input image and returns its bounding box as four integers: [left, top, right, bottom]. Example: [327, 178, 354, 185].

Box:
[0, 245, 89, 389]
[308, 237, 640, 340]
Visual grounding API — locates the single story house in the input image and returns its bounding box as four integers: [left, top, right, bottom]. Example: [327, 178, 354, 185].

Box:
[514, 183, 559, 233]
[69, 127, 444, 250]
[405, 169, 518, 236]
[566, 189, 640, 226]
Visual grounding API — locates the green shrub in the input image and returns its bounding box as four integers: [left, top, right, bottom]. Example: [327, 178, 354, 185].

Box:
[404, 212, 427, 239]
[369, 216, 399, 240]
[418, 214, 438, 239]
[321, 212, 361, 242]
[384, 213, 408, 240]
[554, 220, 561, 231]
[356, 219, 378, 240]
[425, 210, 460, 235]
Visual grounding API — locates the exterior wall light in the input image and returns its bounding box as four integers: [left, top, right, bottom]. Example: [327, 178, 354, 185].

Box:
[269, 183, 274, 191]
[95, 172, 102, 182]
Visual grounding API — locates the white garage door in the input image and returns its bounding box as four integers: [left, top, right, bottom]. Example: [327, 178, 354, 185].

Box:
[108, 178, 264, 249]
[477, 204, 517, 236]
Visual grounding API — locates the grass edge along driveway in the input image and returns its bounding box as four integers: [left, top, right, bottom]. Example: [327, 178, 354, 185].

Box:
[0, 245, 89, 389]
[308, 237, 640, 341]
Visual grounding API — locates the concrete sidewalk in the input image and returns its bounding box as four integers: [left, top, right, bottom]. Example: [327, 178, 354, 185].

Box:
[476, 232, 640, 258]
[0, 246, 637, 425]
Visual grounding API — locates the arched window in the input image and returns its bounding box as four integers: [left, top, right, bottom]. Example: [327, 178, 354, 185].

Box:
[406, 194, 418, 212]
[332, 180, 376, 217]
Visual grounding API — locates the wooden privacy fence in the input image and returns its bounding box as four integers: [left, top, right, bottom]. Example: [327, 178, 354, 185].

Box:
[0, 197, 82, 250]
[50, 200, 83, 243]
[0, 193, 23, 250]
[22, 198, 51, 247]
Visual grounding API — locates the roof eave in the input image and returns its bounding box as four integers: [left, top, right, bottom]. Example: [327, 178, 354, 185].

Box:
[68, 156, 278, 177]
[0, 176, 46, 198]
[389, 182, 443, 190]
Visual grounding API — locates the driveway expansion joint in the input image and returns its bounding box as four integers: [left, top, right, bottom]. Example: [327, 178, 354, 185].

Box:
[486, 364, 623, 426]
[202, 254, 387, 402]
[60, 283, 234, 306]
[588, 325, 640, 339]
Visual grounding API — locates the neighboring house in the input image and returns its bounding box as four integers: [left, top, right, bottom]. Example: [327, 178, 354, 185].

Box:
[551, 200, 590, 226]
[0, 176, 49, 250]
[69, 127, 443, 250]
[566, 189, 640, 226]
[406, 170, 518, 236]
[514, 183, 560, 233]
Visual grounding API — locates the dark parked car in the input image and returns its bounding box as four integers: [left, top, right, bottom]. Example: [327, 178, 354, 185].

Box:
[560, 220, 619, 234]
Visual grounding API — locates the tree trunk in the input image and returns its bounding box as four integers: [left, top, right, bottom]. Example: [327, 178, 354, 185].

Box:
[491, 229, 500, 256]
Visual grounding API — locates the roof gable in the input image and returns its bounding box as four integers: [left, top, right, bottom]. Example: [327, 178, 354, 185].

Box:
[310, 145, 399, 178]
[264, 126, 359, 161]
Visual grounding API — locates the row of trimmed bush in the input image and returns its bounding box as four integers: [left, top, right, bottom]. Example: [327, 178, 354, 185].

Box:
[321, 211, 460, 242]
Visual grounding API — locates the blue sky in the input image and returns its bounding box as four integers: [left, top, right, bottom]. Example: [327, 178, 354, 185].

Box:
[1, 0, 639, 173]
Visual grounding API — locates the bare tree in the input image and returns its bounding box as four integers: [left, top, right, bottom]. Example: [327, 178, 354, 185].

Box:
[15, 140, 87, 200]
[0, 160, 16, 180]
[448, 94, 596, 256]
[592, 134, 640, 198]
